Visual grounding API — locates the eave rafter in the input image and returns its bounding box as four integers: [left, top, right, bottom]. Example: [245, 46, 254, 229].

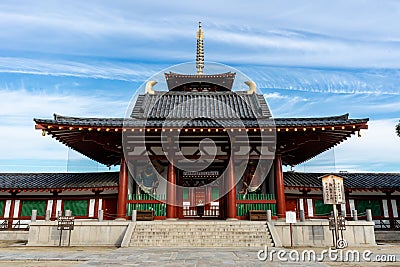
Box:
[34, 114, 368, 167]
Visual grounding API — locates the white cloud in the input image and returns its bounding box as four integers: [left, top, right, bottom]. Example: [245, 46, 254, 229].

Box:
[327, 119, 400, 172]
[0, 57, 159, 82]
[0, 88, 128, 164]
[291, 119, 400, 173]
[0, 1, 400, 67]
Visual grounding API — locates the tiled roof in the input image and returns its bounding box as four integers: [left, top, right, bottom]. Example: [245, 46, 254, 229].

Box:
[165, 72, 236, 90]
[130, 91, 272, 120]
[284, 172, 400, 191]
[34, 113, 367, 129]
[33, 91, 368, 167]
[0, 172, 119, 192]
[275, 114, 367, 127]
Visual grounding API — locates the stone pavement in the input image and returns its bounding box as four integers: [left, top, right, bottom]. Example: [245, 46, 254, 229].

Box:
[0, 242, 399, 266]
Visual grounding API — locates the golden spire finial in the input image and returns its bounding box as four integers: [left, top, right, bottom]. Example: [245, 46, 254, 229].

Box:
[196, 21, 204, 75]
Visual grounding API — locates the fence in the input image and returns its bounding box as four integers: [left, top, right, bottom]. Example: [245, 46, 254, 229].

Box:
[127, 194, 166, 217]
[127, 193, 277, 219]
[0, 219, 30, 231]
[236, 193, 276, 217]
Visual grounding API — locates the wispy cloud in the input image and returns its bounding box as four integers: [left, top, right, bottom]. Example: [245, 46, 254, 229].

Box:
[0, 88, 128, 166]
[0, 57, 160, 82]
[0, 0, 400, 173]
[333, 119, 400, 172]
[1, 1, 400, 68]
[292, 119, 400, 172]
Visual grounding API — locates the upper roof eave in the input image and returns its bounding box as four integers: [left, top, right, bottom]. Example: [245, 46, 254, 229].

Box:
[34, 113, 369, 128]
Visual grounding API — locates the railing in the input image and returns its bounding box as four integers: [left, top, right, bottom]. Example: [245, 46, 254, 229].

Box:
[127, 193, 277, 219]
[183, 204, 219, 217]
[237, 194, 276, 217]
[0, 219, 30, 231]
[376, 219, 400, 231]
[127, 194, 166, 217]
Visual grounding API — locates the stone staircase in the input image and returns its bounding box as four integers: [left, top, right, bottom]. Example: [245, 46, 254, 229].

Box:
[129, 220, 274, 247]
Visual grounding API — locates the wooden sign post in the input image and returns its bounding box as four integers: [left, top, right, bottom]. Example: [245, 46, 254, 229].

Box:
[57, 216, 75, 246]
[286, 211, 296, 247]
[321, 174, 347, 249]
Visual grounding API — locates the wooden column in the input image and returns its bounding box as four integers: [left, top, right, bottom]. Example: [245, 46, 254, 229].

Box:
[190, 188, 196, 207]
[302, 190, 309, 219]
[206, 187, 213, 204]
[386, 192, 394, 229]
[93, 190, 102, 219]
[176, 170, 183, 219]
[219, 179, 226, 219]
[345, 191, 351, 218]
[166, 159, 177, 219]
[50, 191, 58, 220]
[8, 192, 16, 230]
[274, 154, 286, 218]
[117, 155, 128, 219]
[226, 155, 237, 219]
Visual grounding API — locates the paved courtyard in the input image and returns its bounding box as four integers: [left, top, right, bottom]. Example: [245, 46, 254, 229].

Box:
[0, 241, 399, 266]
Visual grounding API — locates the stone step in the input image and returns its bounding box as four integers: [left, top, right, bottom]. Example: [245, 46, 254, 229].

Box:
[129, 221, 274, 248]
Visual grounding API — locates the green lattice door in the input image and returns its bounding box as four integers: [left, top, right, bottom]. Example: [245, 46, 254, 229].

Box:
[63, 200, 88, 216]
[314, 199, 333, 216]
[21, 200, 46, 217]
[0, 201, 4, 217]
[356, 199, 381, 217]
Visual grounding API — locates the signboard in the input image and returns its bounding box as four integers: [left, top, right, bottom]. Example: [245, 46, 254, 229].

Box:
[57, 216, 75, 230]
[286, 211, 297, 224]
[321, 174, 345, 205]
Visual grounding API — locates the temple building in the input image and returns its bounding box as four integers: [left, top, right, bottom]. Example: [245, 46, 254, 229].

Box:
[1, 23, 399, 230]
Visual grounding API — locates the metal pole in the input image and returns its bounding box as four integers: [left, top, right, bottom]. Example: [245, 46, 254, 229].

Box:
[68, 230, 72, 246]
[59, 230, 62, 247]
[333, 204, 339, 248]
[290, 223, 293, 248]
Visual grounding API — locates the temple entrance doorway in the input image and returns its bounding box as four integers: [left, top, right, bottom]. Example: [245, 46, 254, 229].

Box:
[181, 171, 221, 219]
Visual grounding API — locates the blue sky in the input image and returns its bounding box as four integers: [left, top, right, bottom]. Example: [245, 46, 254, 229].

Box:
[0, 0, 400, 173]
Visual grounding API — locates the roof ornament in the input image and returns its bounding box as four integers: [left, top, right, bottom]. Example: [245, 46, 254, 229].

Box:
[145, 81, 157, 94]
[245, 80, 257, 94]
[196, 21, 204, 75]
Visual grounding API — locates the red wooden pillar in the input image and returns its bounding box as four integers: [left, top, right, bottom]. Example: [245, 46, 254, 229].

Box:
[93, 190, 101, 219]
[190, 188, 196, 207]
[8, 192, 16, 229]
[166, 160, 177, 219]
[117, 156, 128, 219]
[206, 187, 213, 204]
[51, 191, 58, 220]
[345, 191, 351, 218]
[226, 155, 237, 219]
[302, 190, 309, 219]
[274, 154, 286, 218]
[218, 180, 226, 219]
[176, 172, 183, 219]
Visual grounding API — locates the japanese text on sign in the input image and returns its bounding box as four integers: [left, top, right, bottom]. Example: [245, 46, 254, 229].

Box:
[322, 175, 345, 205]
[57, 216, 75, 230]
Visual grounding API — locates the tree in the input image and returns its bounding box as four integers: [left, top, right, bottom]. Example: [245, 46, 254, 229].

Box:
[396, 121, 400, 137]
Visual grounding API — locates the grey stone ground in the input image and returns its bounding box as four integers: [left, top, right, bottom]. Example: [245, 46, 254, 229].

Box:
[0, 241, 399, 266]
